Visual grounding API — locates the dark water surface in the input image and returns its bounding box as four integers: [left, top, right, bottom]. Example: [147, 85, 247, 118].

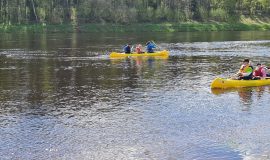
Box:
[1, 31, 270, 160]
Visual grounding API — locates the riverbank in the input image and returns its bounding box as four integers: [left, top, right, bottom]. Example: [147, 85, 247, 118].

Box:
[1, 22, 270, 33]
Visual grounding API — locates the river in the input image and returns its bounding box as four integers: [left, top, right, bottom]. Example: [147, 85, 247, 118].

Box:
[1, 31, 270, 160]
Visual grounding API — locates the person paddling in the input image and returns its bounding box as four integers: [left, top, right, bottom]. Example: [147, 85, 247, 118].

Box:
[232, 59, 253, 80]
[146, 41, 156, 53]
[253, 63, 267, 79]
[135, 44, 144, 54]
[266, 67, 270, 77]
[123, 44, 132, 54]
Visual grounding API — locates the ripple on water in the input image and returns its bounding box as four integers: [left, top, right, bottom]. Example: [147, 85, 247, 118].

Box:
[1, 33, 270, 159]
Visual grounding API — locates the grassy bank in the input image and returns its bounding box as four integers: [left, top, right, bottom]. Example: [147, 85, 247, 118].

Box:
[1, 22, 270, 33]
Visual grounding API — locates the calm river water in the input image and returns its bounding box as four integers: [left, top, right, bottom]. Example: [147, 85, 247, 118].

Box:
[1, 31, 270, 160]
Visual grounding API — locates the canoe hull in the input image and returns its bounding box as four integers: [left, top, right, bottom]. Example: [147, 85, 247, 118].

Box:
[211, 77, 270, 89]
[110, 50, 169, 58]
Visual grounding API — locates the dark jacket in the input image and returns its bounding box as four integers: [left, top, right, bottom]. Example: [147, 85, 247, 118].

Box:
[123, 45, 131, 53]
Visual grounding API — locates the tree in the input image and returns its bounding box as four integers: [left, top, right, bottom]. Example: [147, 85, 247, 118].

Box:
[0, 0, 269, 24]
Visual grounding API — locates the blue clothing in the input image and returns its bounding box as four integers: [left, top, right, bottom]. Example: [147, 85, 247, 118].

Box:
[146, 43, 156, 53]
[123, 45, 131, 53]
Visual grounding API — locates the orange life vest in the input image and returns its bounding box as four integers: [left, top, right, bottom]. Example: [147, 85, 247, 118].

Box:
[239, 65, 250, 73]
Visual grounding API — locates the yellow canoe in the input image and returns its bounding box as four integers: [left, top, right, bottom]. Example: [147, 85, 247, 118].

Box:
[109, 50, 169, 58]
[211, 77, 270, 89]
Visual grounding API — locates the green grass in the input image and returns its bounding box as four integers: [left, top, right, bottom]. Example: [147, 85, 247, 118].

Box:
[0, 22, 270, 33]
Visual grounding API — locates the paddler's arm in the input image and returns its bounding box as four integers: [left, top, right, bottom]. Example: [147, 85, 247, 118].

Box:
[262, 68, 267, 78]
[237, 65, 244, 74]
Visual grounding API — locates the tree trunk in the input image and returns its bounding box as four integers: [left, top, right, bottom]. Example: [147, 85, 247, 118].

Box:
[30, 0, 38, 22]
[0, 0, 3, 23]
[6, 0, 9, 24]
[17, 0, 21, 24]
[25, 0, 27, 23]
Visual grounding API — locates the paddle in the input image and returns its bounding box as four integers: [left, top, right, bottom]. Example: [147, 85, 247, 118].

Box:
[151, 40, 161, 50]
[230, 72, 242, 80]
[131, 45, 134, 53]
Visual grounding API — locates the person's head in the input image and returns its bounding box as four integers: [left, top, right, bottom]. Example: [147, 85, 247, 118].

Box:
[255, 63, 262, 70]
[146, 41, 151, 45]
[243, 59, 250, 65]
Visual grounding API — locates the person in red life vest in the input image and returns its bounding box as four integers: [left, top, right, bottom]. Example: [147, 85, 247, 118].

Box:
[233, 59, 253, 80]
[253, 63, 267, 79]
[135, 44, 144, 54]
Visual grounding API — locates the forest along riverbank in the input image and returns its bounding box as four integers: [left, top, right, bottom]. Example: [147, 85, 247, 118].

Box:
[1, 23, 270, 33]
[1, 0, 269, 33]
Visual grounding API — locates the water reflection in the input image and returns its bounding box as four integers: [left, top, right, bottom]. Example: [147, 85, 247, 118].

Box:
[185, 141, 243, 160]
[110, 56, 168, 77]
[211, 86, 269, 110]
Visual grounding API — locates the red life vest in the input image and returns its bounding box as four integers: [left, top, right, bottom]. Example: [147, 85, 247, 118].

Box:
[254, 66, 263, 77]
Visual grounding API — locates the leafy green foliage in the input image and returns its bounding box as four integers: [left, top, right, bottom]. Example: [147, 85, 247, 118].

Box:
[0, 0, 269, 24]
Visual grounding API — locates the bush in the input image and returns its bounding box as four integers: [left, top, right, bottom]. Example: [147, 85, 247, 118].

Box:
[210, 8, 228, 21]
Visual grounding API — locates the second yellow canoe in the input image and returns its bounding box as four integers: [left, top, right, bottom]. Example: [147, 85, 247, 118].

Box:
[110, 50, 169, 58]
